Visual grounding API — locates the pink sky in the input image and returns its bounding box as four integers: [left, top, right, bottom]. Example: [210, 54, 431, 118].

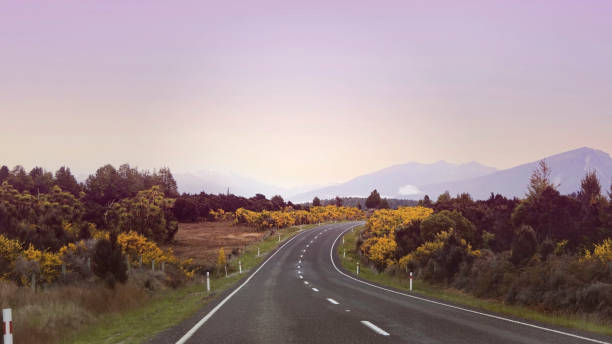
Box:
[1, 0, 611, 187]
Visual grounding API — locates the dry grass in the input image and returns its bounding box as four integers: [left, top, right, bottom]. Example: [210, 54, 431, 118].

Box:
[162, 221, 266, 266]
[0, 279, 149, 344]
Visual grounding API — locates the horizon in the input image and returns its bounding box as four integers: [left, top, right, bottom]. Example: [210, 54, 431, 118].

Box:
[2, 1, 612, 189]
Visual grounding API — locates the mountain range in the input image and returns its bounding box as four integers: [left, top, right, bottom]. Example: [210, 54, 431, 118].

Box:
[174, 147, 612, 202]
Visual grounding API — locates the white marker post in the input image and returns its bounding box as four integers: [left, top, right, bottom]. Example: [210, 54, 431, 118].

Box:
[225, 265, 228, 278]
[356, 262, 360, 275]
[3, 308, 13, 344]
[257, 247, 260, 257]
[278, 234, 281, 242]
[342, 237, 345, 245]
[239, 260, 242, 274]
[343, 249, 346, 258]
[206, 271, 210, 294]
[409, 272, 413, 291]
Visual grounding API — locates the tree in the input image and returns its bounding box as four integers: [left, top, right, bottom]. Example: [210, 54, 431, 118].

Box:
[577, 171, 602, 206]
[271, 195, 285, 210]
[365, 189, 382, 209]
[419, 195, 433, 208]
[29, 166, 54, 194]
[92, 232, 128, 288]
[107, 186, 179, 243]
[527, 160, 556, 198]
[0, 165, 9, 182]
[576, 171, 604, 243]
[85, 164, 122, 205]
[312, 197, 321, 207]
[7, 165, 33, 193]
[335, 196, 343, 207]
[380, 198, 390, 209]
[155, 167, 179, 198]
[55, 166, 81, 196]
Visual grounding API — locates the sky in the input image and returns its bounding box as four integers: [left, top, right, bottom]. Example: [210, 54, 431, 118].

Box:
[1, 0, 611, 188]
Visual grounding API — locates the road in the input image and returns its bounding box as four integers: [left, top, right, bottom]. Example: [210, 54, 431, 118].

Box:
[151, 222, 612, 344]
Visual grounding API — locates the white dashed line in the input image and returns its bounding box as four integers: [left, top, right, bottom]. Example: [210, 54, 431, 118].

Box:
[299, 275, 303, 279]
[326, 298, 339, 305]
[304, 281, 309, 285]
[312, 288, 319, 292]
[361, 321, 390, 336]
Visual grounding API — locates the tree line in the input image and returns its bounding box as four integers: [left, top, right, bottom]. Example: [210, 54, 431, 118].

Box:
[0, 163, 179, 251]
[358, 161, 612, 320]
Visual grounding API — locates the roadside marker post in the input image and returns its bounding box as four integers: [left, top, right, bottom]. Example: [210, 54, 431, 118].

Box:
[206, 271, 210, 294]
[3, 308, 13, 344]
[356, 262, 360, 275]
[343, 249, 346, 258]
[225, 265, 228, 278]
[342, 237, 344, 245]
[257, 247, 260, 257]
[239, 260, 242, 274]
[278, 234, 281, 242]
[410, 272, 413, 291]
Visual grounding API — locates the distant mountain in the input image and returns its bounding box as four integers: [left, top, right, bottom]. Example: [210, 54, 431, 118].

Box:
[289, 161, 497, 202]
[420, 147, 612, 200]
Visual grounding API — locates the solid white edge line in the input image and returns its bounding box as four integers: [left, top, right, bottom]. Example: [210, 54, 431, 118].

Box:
[330, 225, 610, 344]
[361, 320, 390, 336]
[326, 298, 339, 305]
[175, 228, 312, 344]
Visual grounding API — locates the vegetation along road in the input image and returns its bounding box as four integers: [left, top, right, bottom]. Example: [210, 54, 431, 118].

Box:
[150, 222, 612, 344]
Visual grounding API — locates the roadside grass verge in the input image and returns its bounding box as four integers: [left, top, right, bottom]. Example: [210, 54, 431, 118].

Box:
[65, 223, 317, 344]
[338, 226, 612, 338]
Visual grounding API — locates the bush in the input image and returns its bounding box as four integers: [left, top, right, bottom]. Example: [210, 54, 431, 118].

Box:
[92, 233, 127, 288]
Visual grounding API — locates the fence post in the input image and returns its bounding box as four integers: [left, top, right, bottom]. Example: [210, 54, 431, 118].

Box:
[206, 271, 210, 294]
[356, 262, 359, 275]
[410, 272, 413, 291]
[3, 308, 13, 344]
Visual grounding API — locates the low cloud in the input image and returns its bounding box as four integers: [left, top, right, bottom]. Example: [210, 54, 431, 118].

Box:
[398, 184, 422, 195]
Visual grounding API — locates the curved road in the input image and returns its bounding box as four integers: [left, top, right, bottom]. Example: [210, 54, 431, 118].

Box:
[152, 222, 612, 344]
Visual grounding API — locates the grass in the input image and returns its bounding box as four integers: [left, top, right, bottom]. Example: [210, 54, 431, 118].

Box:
[64, 223, 317, 344]
[337, 226, 612, 338]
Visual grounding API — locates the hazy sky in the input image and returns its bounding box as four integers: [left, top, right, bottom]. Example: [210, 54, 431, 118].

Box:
[2, 1, 611, 188]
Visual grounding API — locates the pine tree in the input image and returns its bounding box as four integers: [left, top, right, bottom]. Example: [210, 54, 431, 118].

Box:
[365, 190, 381, 209]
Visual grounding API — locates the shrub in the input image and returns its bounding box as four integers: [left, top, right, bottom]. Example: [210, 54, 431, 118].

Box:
[92, 233, 127, 288]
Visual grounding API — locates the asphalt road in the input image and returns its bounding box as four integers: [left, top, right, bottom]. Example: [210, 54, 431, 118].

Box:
[151, 222, 612, 344]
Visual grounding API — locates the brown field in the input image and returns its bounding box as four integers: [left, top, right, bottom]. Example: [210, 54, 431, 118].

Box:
[163, 221, 266, 266]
